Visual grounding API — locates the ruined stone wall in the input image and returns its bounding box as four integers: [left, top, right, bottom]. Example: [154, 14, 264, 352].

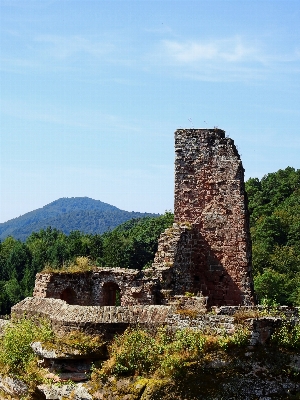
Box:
[152, 129, 255, 306]
[12, 298, 172, 340]
[33, 268, 158, 307]
[12, 297, 299, 343]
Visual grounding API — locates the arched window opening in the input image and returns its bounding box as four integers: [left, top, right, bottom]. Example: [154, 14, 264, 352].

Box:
[60, 287, 77, 305]
[102, 282, 121, 306]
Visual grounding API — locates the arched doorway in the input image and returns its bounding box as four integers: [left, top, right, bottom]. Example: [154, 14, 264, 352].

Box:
[102, 282, 121, 306]
[60, 287, 76, 305]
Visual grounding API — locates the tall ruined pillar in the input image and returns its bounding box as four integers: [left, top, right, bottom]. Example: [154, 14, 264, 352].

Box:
[152, 128, 255, 306]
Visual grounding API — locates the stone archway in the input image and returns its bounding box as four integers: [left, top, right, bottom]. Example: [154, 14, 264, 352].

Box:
[60, 287, 76, 305]
[102, 282, 121, 306]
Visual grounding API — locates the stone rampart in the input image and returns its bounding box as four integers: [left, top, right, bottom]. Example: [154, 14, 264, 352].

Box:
[12, 298, 298, 344]
[12, 298, 171, 339]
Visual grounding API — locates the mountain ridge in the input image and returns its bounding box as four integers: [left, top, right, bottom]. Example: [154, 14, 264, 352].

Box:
[0, 197, 159, 241]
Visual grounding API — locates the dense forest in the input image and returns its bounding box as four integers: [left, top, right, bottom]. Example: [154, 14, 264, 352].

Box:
[0, 197, 158, 241]
[0, 212, 174, 314]
[0, 167, 299, 314]
[246, 166, 300, 306]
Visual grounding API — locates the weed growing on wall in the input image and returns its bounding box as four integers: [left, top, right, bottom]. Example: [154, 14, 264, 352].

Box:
[42, 256, 95, 274]
[43, 330, 106, 356]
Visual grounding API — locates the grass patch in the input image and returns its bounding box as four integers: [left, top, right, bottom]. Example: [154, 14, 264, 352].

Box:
[175, 308, 199, 319]
[42, 256, 96, 274]
[42, 330, 106, 356]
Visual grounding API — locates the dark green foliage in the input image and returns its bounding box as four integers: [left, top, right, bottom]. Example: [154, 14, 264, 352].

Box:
[100, 212, 174, 269]
[246, 167, 300, 305]
[0, 213, 173, 314]
[0, 197, 159, 241]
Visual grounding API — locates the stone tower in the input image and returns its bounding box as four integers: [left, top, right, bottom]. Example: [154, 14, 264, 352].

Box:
[152, 128, 255, 306]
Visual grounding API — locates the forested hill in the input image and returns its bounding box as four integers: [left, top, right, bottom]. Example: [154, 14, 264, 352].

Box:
[0, 197, 159, 241]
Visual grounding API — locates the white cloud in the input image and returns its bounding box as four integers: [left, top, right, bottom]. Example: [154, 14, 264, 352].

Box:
[162, 37, 259, 64]
[163, 40, 217, 62]
[151, 36, 300, 82]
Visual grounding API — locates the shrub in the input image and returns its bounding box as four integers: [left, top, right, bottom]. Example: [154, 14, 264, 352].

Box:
[100, 327, 208, 379]
[0, 316, 53, 374]
[270, 322, 300, 350]
[160, 329, 206, 378]
[103, 328, 160, 376]
[92, 324, 254, 382]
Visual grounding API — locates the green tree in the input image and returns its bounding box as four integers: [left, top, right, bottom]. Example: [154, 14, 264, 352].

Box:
[246, 167, 300, 305]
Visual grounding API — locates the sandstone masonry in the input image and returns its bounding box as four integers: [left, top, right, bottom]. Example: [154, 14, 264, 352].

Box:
[151, 129, 255, 306]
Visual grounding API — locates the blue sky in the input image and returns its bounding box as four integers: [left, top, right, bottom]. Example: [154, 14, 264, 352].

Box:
[1, 0, 300, 223]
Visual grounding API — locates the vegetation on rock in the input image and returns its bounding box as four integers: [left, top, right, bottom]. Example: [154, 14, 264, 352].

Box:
[96, 325, 250, 379]
[0, 314, 299, 399]
[0, 316, 53, 397]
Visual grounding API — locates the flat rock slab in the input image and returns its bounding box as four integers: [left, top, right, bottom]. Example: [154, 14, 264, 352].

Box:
[31, 341, 106, 359]
[38, 383, 92, 400]
[0, 374, 28, 397]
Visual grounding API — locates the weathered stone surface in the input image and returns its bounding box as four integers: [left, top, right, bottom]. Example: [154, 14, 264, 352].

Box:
[152, 129, 255, 306]
[13, 298, 298, 341]
[38, 383, 92, 400]
[33, 268, 158, 307]
[32, 342, 58, 359]
[31, 341, 107, 360]
[45, 372, 89, 382]
[248, 317, 283, 345]
[12, 297, 173, 339]
[0, 319, 9, 335]
[0, 374, 28, 397]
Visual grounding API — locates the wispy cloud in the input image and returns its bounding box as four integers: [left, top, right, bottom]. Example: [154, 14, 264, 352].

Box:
[161, 37, 261, 63]
[34, 34, 114, 59]
[152, 36, 300, 82]
[162, 37, 259, 63]
[0, 33, 119, 74]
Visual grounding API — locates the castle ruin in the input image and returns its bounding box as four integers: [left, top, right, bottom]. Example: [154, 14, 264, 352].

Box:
[151, 128, 255, 306]
[29, 128, 255, 309]
[9, 130, 300, 399]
